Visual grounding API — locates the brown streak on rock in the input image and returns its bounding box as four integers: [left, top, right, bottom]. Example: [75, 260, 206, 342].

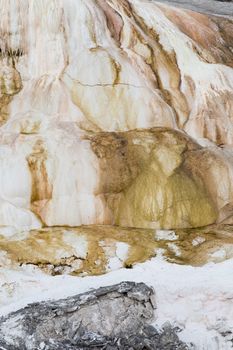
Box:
[120, 3, 190, 127]
[88, 131, 142, 194]
[26, 139, 53, 222]
[0, 62, 22, 127]
[97, 0, 124, 43]
[158, 5, 233, 67]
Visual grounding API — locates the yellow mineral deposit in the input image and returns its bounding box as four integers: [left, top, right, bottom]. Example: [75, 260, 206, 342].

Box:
[0, 0, 233, 275]
[1, 225, 233, 276]
[0, 226, 158, 275]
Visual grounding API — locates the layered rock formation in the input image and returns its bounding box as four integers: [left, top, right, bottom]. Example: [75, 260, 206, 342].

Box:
[0, 0, 233, 231]
[0, 282, 189, 350]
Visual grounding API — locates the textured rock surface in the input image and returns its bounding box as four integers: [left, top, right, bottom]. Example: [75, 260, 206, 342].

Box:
[0, 0, 233, 230]
[156, 0, 233, 17]
[2, 225, 233, 278]
[0, 225, 158, 275]
[0, 2, 233, 349]
[0, 282, 189, 350]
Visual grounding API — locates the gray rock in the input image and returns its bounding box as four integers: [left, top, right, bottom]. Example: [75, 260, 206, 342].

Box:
[155, 0, 233, 17]
[0, 282, 189, 350]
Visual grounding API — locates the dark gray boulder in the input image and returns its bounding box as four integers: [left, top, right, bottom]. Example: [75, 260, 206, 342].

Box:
[0, 282, 189, 350]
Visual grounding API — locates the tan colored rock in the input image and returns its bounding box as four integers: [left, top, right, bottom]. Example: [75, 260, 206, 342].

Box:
[0, 59, 22, 126]
[90, 128, 217, 228]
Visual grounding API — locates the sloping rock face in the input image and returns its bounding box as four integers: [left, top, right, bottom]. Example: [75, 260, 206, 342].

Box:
[0, 0, 233, 230]
[0, 282, 189, 350]
[1, 3, 233, 349]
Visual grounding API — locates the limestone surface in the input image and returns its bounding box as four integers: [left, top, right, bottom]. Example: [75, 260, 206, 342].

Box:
[0, 0, 233, 230]
[1, 2, 233, 349]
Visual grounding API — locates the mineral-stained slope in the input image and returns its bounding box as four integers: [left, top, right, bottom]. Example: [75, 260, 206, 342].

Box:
[0, 0, 233, 230]
[1, 2, 233, 349]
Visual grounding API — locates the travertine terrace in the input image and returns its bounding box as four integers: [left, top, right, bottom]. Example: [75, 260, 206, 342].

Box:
[0, 1, 233, 348]
[0, 0, 233, 230]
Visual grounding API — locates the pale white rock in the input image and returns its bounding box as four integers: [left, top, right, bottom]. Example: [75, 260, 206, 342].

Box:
[155, 230, 178, 241]
[62, 231, 88, 259]
[0, 0, 232, 229]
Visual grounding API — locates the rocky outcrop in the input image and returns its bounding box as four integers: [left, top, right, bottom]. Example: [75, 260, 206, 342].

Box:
[0, 282, 189, 350]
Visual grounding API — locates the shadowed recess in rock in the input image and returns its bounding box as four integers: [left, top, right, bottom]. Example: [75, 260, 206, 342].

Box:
[89, 128, 217, 229]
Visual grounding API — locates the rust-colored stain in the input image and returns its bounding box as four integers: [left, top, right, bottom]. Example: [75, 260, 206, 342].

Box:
[97, 0, 124, 44]
[26, 139, 53, 222]
[157, 4, 233, 67]
[117, 0, 190, 128]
